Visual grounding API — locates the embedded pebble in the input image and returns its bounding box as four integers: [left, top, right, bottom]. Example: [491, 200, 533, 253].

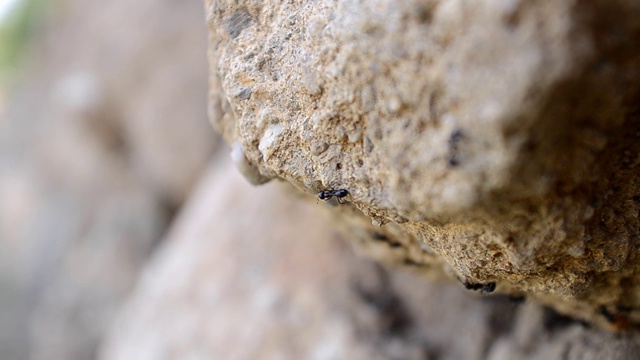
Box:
[360, 85, 376, 112]
[311, 112, 325, 130]
[256, 108, 272, 129]
[310, 142, 328, 155]
[394, 216, 408, 224]
[387, 96, 402, 114]
[236, 87, 252, 100]
[230, 141, 272, 185]
[347, 128, 362, 143]
[258, 124, 284, 160]
[302, 67, 322, 96]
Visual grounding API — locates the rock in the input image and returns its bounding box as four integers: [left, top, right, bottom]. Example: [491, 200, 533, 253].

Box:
[101, 158, 640, 359]
[206, 0, 640, 325]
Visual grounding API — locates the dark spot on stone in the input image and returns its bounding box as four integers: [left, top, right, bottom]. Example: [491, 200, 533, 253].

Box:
[256, 57, 267, 71]
[310, 142, 328, 155]
[352, 264, 412, 337]
[598, 306, 617, 323]
[372, 232, 388, 241]
[503, 10, 521, 30]
[508, 295, 526, 304]
[225, 8, 253, 39]
[236, 88, 252, 100]
[429, 90, 440, 122]
[616, 305, 637, 313]
[371, 232, 402, 248]
[543, 307, 579, 331]
[415, 3, 437, 24]
[448, 129, 465, 167]
[577, 319, 591, 329]
[449, 129, 464, 145]
[364, 136, 374, 153]
[363, 23, 384, 37]
[394, 216, 408, 224]
[403, 258, 421, 266]
[335, 163, 342, 170]
[356, 158, 364, 167]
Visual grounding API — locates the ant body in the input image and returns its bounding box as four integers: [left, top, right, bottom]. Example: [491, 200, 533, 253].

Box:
[318, 189, 349, 204]
[463, 280, 496, 294]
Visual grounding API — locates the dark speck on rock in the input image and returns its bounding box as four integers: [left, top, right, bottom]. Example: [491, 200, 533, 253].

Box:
[225, 9, 253, 39]
[236, 88, 252, 100]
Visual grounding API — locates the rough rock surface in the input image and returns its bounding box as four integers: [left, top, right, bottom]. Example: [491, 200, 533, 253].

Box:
[101, 158, 640, 359]
[206, 0, 640, 326]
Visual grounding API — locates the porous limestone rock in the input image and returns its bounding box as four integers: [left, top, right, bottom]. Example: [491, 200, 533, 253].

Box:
[206, 0, 640, 327]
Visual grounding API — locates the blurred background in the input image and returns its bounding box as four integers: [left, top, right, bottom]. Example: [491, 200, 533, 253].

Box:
[0, 0, 217, 358]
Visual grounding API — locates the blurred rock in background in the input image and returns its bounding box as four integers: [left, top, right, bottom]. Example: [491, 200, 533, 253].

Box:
[0, 0, 216, 358]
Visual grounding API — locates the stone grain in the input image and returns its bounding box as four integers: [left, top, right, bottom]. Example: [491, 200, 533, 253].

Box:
[207, 0, 640, 326]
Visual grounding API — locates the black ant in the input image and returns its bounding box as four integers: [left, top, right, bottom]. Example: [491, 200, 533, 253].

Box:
[463, 280, 496, 294]
[318, 189, 349, 204]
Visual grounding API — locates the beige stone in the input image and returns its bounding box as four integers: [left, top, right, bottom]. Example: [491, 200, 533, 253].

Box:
[206, 0, 640, 326]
